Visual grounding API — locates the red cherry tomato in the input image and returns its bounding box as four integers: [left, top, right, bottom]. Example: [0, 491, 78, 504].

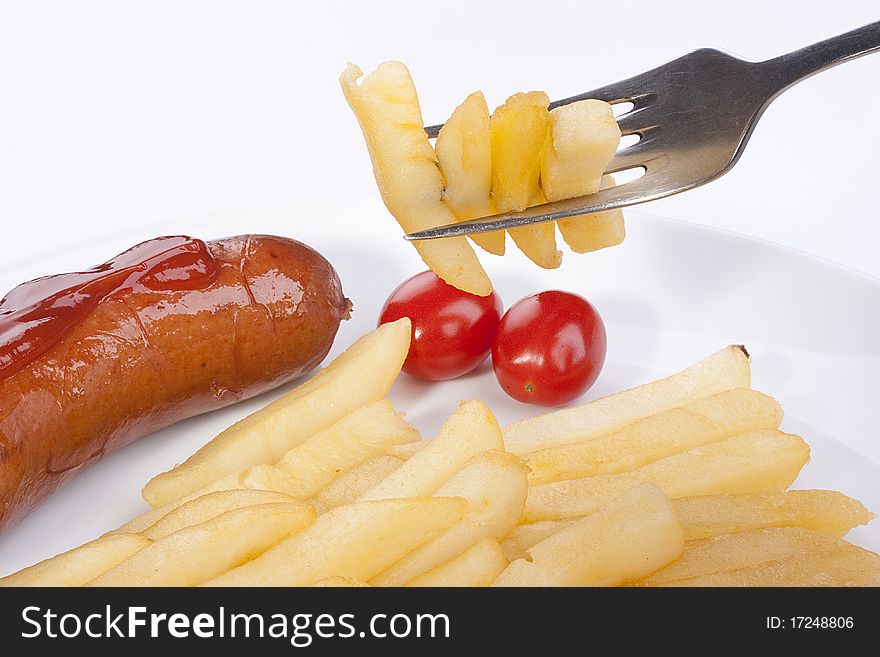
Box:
[379, 271, 503, 381]
[491, 291, 606, 406]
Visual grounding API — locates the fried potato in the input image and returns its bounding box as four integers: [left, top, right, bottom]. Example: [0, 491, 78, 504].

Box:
[556, 175, 626, 254]
[88, 502, 315, 587]
[358, 400, 503, 501]
[239, 399, 418, 499]
[142, 319, 412, 507]
[523, 430, 810, 521]
[177, 449, 383, 507]
[505, 489, 873, 561]
[121, 473, 272, 535]
[673, 490, 875, 541]
[435, 90, 505, 256]
[340, 62, 491, 296]
[503, 345, 751, 455]
[540, 99, 620, 202]
[526, 388, 783, 485]
[138, 489, 297, 540]
[312, 577, 371, 587]
[491, 91, 561, 269]
[0, 533, 150, 587]
[641, 527, 840, 586]
[657, 541, 880, 587]
[314, 455, 405, 510]
[204, 497, 467, 587]
[371, 451, 528, 586]
[131, 404, 414, 524]
[384, 441, 425, 460]
[500, 519, 577, 562]
[539, 100, 624, 255]
[406, 539, 508, 587]
[494, 484, 683, 586]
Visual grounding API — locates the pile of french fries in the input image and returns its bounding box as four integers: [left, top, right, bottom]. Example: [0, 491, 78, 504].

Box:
[3, 318, 878, 587]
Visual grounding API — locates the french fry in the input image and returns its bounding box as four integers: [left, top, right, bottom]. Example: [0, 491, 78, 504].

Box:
[239, 399, 419, 499]
[128, 402, 416, 526]
[142, 319, 412, 507]
[540, 99, 620, 203]
[340, 62, 491, 296]
[556, 175, 626, 254]
[358, 400, 503, 501]
[500, 519, 577, 562]
[139, 489, 298, 540]
[503, 345, 751, 455]
[673, 490, 875, 541]
[371, 451, 528, 586]
[88, 502, 315, 587]
[493, 484, 683, 586]
[0, 534, 150, 587]
[120, 472, 276, 535]
[435, 91, 505, 256]
[526, 388, 783, 485]
[384, 441, 425, 460]
[203, 497, 467, 587]
[641, 527, 841, 586]
[406, 539, 508, 587]
[505, 489, 874, 561]
[538, 100, 624, 255]
[163, 416, 419, 518]
[491, 91, 562, 269]
[312, 577, 371, 587]
[314, 455, 405, 510]
[656, 541, 880, 587]
[523, 430, 810, 522]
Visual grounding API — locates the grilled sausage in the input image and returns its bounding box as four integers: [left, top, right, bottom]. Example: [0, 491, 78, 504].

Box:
[0, 234, 350, 532]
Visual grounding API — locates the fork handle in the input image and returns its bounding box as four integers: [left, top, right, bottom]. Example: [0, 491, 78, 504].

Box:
[762, 20, 880, 95]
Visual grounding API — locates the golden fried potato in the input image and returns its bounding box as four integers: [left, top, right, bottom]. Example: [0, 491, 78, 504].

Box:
[491, 91, 561, 269]
[540, 99, 620, 202]
[506, 489, 874, 562]
[674, 490, 875, 540]
[503, 345, 751, 455]
[0, 534, 150, 587]
[641, 527, 839, 586]
[341, 62, 491, 295]
[406, 539, 508, 587]
[88, 502, 315, 587]
[556, 175, 626, 254]
[371, 451, 528, 586]
[358, 400, 502, 501]
[435, 90, 505, 255]
[138, 489, 297, 540]
[524, 430, 810, 522]
[526, 388, 783, 485]
[494, 484, 683, 586]
[239, 399, 418, 499]
[500, 519, 577, 562]
[312, 577, 371, 587]
[314, 455, 405, 511]
[656, 541, 880, 587]
[203, 497, 466, 587]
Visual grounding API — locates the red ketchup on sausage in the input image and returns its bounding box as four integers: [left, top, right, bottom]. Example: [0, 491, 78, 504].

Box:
[0, 236, 217, 381]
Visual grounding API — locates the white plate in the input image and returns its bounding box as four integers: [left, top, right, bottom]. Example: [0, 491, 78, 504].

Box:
[1, 196, 879, 575]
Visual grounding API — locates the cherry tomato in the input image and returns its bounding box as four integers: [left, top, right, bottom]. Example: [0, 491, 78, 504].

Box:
[491, 291, 606, 406]
[379, 271, 503, 381]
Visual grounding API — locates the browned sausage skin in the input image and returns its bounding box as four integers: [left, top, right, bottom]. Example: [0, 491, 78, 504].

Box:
[0, 234, 350, 532]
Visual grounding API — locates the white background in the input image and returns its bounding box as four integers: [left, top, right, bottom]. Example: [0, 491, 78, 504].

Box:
[1, 1, 878, 277]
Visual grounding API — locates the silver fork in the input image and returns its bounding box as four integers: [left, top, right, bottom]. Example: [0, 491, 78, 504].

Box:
[406, 20, 880, 242]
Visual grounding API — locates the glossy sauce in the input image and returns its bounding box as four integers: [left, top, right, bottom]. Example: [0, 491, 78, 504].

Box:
[0, 236, 217, 381]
